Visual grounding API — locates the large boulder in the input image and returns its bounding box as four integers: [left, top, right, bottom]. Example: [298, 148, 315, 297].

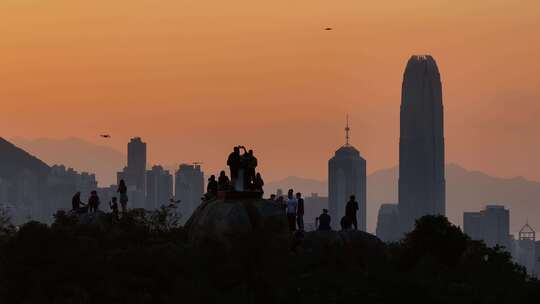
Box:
[186, 198, 289, 249]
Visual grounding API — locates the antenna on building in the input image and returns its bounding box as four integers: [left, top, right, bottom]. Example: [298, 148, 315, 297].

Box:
[345, 114, 350, 146]
[192, 162, 203, 168]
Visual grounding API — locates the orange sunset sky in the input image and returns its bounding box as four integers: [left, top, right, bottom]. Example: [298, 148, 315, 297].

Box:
[1, 0, 539, 183]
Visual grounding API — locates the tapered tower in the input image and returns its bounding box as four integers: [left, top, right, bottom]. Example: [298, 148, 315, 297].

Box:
[398, 55, 445, 233]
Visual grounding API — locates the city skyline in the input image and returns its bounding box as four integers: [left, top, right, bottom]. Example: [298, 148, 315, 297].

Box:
[2, 1, 540, 183]
[1, 2, 540, 301]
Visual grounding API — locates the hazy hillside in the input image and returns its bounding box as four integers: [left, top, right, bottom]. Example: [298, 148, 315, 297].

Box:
[12, 138, 124, 186]
[268, 164, 540, 234]
[0, 137, 50, 182]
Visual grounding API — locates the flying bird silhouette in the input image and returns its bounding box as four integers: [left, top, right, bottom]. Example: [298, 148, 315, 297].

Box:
[324, 27, 333, 31]
[100, 134, 111, 138]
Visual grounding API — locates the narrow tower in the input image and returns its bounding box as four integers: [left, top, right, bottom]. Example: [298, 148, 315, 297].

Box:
[398, 55, 445, 234]
[328, 117, 367, 231]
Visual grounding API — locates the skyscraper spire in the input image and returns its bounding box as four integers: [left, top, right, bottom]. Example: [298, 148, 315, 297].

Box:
[345, 114, 350, 146]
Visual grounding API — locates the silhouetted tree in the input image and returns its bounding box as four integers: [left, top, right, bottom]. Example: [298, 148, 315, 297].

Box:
[0, 212, 539, 303]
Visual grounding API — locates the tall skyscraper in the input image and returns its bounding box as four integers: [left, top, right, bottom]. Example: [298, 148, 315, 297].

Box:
[175, 163, 204, 223]
[127, 137, 147, 192]
[146, 165, 173, 210]
[328, 118, 367, 231]
[116, 137, 147, 209]
[117, 137, 147, 190]
[398, 55, 445, 234]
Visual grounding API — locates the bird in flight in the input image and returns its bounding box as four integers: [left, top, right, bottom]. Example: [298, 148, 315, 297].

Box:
[324, 27, 333, 31]
[100, 134, 111, 138]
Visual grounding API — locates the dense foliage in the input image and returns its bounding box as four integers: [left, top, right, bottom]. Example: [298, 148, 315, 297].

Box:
[0, 212, 538, 304]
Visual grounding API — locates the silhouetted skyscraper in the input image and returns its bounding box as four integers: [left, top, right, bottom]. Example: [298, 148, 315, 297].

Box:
[127, 137, 147, 192]
[146, 165, 173, 209]
[376, 203, 400, 242]
[398, 55, 445, 234]
[328, 118, 367, 231]
[117, 137, 147, 191]
[175, 163, 204, 223]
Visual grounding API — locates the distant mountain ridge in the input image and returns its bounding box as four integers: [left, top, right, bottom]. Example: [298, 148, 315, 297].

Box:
[268, 164, 540, 234]
[11, 137, 124, 186]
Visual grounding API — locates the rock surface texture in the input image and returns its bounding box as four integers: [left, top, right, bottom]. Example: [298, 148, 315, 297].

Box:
[186, 198, 289, 248]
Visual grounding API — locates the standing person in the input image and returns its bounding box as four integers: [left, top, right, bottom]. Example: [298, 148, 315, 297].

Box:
[71, 192, 82, 212]
[316, 209, 331, 231]
[246, 149, 257, 186]
[109, 197, 119, 220]
[238, 146, 250, 189]
[227, 146, 241, 189]
[269, 194, 276, 201]
[296, 192, 304, 231]
[253, 172, 264, 193]
[117, 179, 128, 214]
[88, 191, 101, 213]
[285, 189, 298, 232]
[206, 175, 218, 198]
[217, 170, 231, 191]
[345, 195, 359, 230]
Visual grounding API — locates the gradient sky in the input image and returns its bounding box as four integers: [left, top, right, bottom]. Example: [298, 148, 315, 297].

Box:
[1, 0, 539, 183]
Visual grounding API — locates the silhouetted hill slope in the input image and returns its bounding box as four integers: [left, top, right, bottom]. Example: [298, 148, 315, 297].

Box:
[0, 137, 50, 182]
[269, 165, 540, 234]
[12, 137, 124, 186]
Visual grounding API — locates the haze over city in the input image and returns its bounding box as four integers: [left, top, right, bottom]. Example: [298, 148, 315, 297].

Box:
[2, 1, 540, 302]
[2, 0, 540, 183]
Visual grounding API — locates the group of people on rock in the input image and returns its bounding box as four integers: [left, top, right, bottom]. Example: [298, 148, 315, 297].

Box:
[269, 191, 359, 233]
[70, 179, 130, 220]
[227, 146, 264, 192]
[206, 146, 265, 198]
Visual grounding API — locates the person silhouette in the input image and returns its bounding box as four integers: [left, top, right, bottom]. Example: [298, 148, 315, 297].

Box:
[109, 197, 119, 220]
[296, 192, 304, 231]
[88, 190, 101, 213]
[285, 189, 298, 232]
[71, 192, 82, 212]
[218, 170, 231, 191]
[117, 179, 128, 214]
[316, 209, 331, 231]
[227, 147, 241, 190]
[345, 195, 359, 230]
[206, 175, 218, 198]
[253, 172, 264, 192]
[245, 149, 257, 186]
[238, 146, 250, 189]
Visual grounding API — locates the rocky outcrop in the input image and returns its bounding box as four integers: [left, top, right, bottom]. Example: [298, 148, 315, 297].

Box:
[186, 198, 288, 249]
